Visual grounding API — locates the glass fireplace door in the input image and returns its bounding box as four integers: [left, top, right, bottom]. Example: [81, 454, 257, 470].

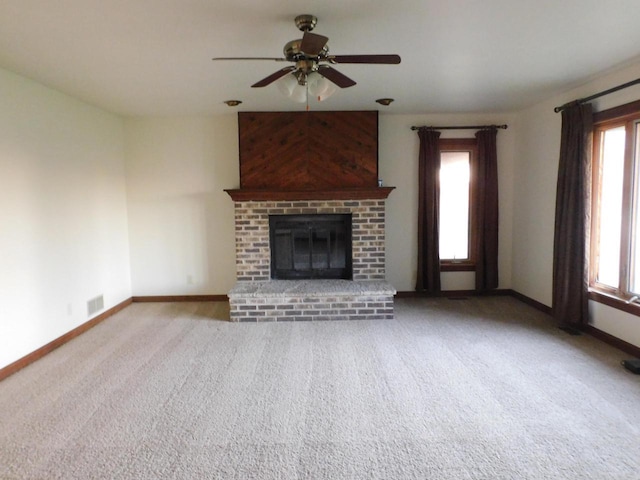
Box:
[269, 214, 352, 280]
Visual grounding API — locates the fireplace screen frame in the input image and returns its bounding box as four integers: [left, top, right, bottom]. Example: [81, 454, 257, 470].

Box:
[269, 214, 352, 280]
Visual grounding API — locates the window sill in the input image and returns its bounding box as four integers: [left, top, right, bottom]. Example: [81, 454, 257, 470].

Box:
[440, 262, 476, 272]
[589, 289, 640, 317]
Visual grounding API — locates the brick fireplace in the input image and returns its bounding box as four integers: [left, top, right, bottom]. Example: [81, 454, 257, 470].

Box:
[225, 110, 396, 322]
[233, 199, 386, 282]
[226, 194, 395, 322]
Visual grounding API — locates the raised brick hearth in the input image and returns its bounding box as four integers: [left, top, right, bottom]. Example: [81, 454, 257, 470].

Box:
[228, 280, 395, 322]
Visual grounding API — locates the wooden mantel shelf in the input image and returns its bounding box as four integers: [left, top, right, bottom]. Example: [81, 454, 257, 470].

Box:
[224, 187, 395, 202]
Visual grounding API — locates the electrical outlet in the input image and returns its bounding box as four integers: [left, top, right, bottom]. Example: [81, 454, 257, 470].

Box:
[187, 275, 194, 285]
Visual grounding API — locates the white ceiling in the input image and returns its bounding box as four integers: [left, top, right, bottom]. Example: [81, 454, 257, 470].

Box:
[1, 0, 640, 117]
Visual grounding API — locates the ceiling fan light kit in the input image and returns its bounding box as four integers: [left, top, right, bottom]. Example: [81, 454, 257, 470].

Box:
[376, 98, 394, 106]
[212, 15, 401, 103]
[277, 72, 337, 103]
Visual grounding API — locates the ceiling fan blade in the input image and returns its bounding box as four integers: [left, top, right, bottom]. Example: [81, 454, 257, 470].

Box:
[212, 57, 287, 61]
[317, 66, 356, 88]
[300, 31, 329, 56]
[251, 66, 296, 88]
[328, 54, 401, 64]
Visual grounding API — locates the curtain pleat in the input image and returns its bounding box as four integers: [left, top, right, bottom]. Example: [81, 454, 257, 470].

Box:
[552, 103, 593, 327]
[416, 129, 441, 292]
[475, 128, 500, 291]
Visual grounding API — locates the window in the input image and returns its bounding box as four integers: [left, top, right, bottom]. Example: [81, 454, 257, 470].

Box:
[439, 139, 477, 271]
[590, 100, 640, 304]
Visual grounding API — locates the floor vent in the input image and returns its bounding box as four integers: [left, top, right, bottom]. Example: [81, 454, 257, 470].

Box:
[87, 295, 104, 317]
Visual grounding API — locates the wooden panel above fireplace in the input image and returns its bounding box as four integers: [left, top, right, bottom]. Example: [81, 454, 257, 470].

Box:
[238, 111, 378, 191]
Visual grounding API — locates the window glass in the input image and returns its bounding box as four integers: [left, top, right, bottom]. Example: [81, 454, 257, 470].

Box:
[596, 126, 625, 288]
[439, 151, 470, 260]
[630, 123, 640, 293]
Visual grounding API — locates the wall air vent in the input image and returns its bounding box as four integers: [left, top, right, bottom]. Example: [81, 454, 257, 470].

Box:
[87, 295, 104, 317]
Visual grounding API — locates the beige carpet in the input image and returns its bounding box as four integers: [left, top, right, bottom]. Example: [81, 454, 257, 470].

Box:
[1, 297, 639, 479]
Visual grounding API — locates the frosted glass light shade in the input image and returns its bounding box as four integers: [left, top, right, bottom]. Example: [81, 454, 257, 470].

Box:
[308, 73, 336, 101]
[276, 74, 307, 103]
[276, 72, 336, 103]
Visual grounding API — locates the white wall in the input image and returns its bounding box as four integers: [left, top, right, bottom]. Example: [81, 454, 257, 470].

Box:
[379, 113, 516, 292]
[0, 68, 131, 369]
[512, 60, 640, 348]
[124, 116, 239, 296]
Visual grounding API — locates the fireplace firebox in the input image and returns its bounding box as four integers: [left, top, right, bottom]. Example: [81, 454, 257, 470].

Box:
[269, 214, 352, 280]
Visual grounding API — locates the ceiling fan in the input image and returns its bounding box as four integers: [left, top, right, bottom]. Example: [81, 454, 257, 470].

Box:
[212, 14, 401, 90]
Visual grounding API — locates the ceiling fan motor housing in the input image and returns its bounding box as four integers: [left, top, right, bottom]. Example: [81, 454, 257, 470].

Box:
[284, 40, 329, 62]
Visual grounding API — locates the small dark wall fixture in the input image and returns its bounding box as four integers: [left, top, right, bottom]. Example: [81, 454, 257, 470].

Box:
[269, 214, 352, 280]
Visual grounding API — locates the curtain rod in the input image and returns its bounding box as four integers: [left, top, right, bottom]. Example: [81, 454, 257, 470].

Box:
[410, 124, 508, 131]
[554, 77, 640, 113]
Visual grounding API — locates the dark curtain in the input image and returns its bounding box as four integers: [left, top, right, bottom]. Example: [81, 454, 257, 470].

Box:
[552, 102, 593, 327]
[416, 128, 441, 292]
[475, 128, 500, 291]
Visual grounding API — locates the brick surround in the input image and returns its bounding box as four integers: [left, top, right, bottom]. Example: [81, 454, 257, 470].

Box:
[234, 199, 387, 282]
